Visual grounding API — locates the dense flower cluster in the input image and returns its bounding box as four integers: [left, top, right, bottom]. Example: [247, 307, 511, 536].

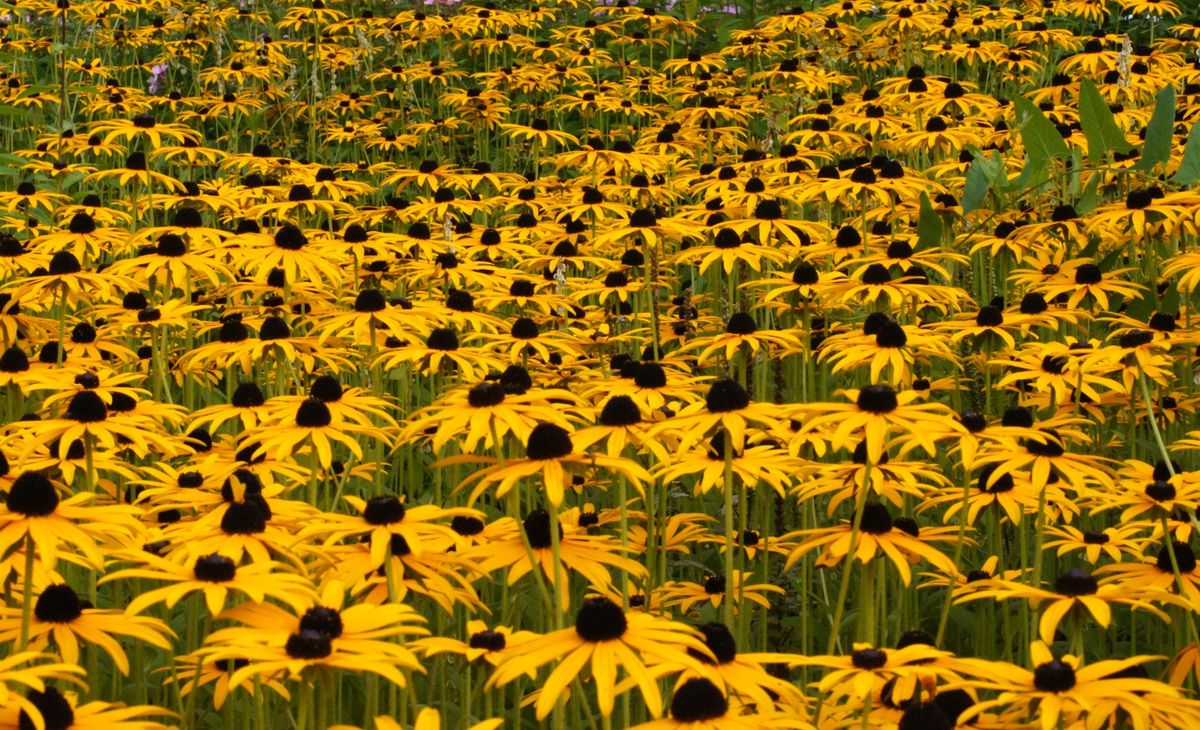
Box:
[1, 0, 1200, 728]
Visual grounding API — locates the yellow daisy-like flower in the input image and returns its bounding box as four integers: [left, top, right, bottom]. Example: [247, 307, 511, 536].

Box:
[196, 581, 428, 691]
[957, 568, 1174, 645]
[956, 642, 1181, 730]
[0, 471, 141, 570]
[650, 379, 780, 454]
[790, 642, 957, 703]
[0, 582, 174, 675]
[444, 422, 650, 507]
[100, 550, 316, 616]
[788, 384, 963, 464]
[489, 596, 712, 720]
[783, 501, 958, 585]
[660, 571, 785, 615]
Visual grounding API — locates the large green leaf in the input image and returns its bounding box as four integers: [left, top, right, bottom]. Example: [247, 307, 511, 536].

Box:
[916, 193, 942, 251]
[1173, 122, 1200, 186]
[1005, 156, 1048, 193]
[962, 150, 1005, 213]
[1076, 172, 1102, 214]
[59, 172, 87, 190]
[1012, 96, 1070, 167]
[1137, 85, 1176, 172]
[962, 158, 991, 214]
[1078, 78, 1133, 160]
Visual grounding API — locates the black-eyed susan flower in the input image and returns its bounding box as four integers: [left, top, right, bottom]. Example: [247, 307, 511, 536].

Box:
[1044, 524, 1145, 564]
[445, 422, 650, 507]
[629, 676, 812, 729]
[100, 550, 316, 616]
[314, 495, 477, 563]
[373, 328, 502, 382]
[656, 432, 799, 498]
[248, 396, 391, 470]
[956, 643, 1181, 729]
[0, 686, 175, 730]
[650, 379, 780, 454]
[488, 596, 711, 719]
[790, 642, 957, 704]
[572, 395, 674, 463]
[957, 568, 1173, 644]
[580, 360, 705, 412]
[0, 471, 141, 570]
[168, 653, 291, 711]
[788, 384, 962, 464]
[331, 710, 502, 730]
[198, 581, 428, 691]
[970, 424, 1114, 493]
[411, 619, 537, 670]
[783, 502, 958, 585]
[0, 653, 85, 728]
[0, 582, 173, 674]
[660, 571, 784, 615]
[469, 509, 645, 608]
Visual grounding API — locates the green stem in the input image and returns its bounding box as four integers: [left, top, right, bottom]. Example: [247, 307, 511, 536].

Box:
[546, 500, 566, 730]
[1140, 371, 1173, 477]
[17, 532, 34, 650]
[857, 558, 878, 645]
[826, 457, 873, 654]
[722, 426, 736, 627]
[296, 679, 313, 730]
[936, 470, 972, 645]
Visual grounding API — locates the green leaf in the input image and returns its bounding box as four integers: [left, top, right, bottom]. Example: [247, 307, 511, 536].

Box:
[1012, 95, 1070, 167]
[59, 172, 87, 190]
[1137, 85, 1176, 172]
[916, 193, 942, 251]
[962, 158, 991, 213]
[21, 206, 50, 226]
[1005, 156, 1047, 193]
[1172, 122, 1200, 186]
[1077, 235, 1102, 261]
[0, 104, 27, 119]
[1161, 282, 1181, 316]
[963, 149, 1007, 213]
[1068, 147, 1083, 197]
[1097, 247, 1125, 280]
[1076, 172, 1102, 214]
[1125, 290, 1154, 322]
[1078, 78, 1133, 160]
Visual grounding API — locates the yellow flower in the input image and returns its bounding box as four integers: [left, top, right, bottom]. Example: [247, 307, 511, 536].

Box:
[488, 597, 711, 719]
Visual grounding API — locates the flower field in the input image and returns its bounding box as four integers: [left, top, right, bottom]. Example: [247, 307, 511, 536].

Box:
[4, 0, 1200, 727]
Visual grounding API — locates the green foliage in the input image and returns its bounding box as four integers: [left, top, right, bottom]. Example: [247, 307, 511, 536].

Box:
[1137, 85, 1176, 172]
[1078, 78, 1133, 161]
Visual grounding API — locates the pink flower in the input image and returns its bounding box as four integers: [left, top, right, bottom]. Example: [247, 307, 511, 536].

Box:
[148, 63, 168, 94]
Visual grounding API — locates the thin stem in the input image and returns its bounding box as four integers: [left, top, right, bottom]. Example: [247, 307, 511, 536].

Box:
[1140, 371, 1174, 478]
[546, 500, 566, 730]
[825, 457, 873, 655]
[17, 532, 34, 650]
[857, 558, 878, 645]
[722, 426, 736, 627]
[936, 470, 972, 645]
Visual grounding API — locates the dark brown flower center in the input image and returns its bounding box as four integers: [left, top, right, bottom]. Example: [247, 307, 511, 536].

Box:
[1033, 660, 1076, 692]
[574, 597, 627, 642]
[193, 554, 237, 582]
[670, 678, 728, 722]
